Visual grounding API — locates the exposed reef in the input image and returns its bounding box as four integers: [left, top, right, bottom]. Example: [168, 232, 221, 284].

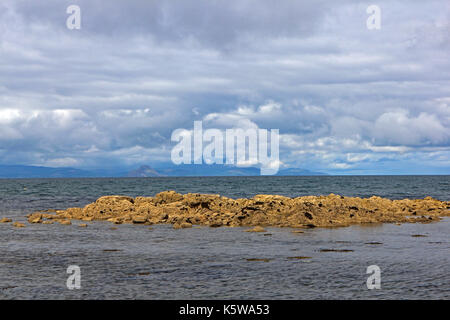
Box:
[24, 191, 450, 230]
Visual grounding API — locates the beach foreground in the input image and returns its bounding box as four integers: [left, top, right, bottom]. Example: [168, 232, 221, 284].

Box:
[22, 191, 450, 230]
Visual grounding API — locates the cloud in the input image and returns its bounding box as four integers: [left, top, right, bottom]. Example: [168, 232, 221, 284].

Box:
[6, 0, 327, 48]
[373, 110, 449, 146]
[0, 0, 449, 173]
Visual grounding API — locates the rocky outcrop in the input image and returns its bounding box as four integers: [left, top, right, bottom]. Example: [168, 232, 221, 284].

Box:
[12, 222, 25, 228]
[245, 226, 267, 232]
[26, 191, 450, 229]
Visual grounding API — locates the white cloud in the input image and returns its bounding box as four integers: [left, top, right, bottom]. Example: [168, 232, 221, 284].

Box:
[41, 157, 80, 167]
[373, 110, 449, 146]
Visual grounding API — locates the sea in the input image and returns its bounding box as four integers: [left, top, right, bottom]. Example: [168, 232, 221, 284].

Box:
[0, 176, 449, 299]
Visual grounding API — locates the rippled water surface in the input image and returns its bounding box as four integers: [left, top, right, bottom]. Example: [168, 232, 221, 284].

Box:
[0, 176, 449, 299]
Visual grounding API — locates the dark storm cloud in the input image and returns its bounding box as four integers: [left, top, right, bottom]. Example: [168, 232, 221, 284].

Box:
[9, 0, 327, 47]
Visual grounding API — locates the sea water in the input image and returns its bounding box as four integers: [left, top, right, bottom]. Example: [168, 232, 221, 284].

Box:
[0, 176, 449, 299]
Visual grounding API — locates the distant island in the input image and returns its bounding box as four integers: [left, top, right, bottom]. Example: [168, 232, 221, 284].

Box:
[126, 165, 327, 177]
[0, 165, 95, 178]
[0, 164, 327, 178]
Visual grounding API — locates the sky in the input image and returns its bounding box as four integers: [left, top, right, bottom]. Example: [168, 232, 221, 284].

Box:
[0, 0, 449, 174]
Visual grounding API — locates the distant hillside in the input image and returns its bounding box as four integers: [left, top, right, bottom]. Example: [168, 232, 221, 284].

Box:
[0, 165, 95, 178]
[0, 164, 327, 178]
[127, 164, 327, 177]
[126, 165, 166, 177]
[274, 168, 328, 176]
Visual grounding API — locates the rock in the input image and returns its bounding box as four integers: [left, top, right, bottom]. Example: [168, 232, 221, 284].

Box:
[12, 222, 25, 228]
[29, 217, 42, 224]
[245, 226, 266, 232]
[59, 220, 72, 225]
[209, 222, 223, 228]
[287, 256, 312, 260]
[180, 222, 192, 228]
[304, 212, 313, 220]
[319, 249, 354, 252]
[0, 218, 12, 223]
[246, 258, 271, 262]
[82, 196, 134, 220]
[26, 191, 450, 231]
[42, 220, 54, 224]
[154, 191, 183, 205]
[97, 195, 134, 203]
[79, 224, 88, 227]
[108, 217, 123, 224]
[132, 216, 148, 224]
[173, 221, 192, 229]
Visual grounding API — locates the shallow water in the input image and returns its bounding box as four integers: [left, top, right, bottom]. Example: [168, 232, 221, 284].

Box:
[0, 176, 449, 299]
